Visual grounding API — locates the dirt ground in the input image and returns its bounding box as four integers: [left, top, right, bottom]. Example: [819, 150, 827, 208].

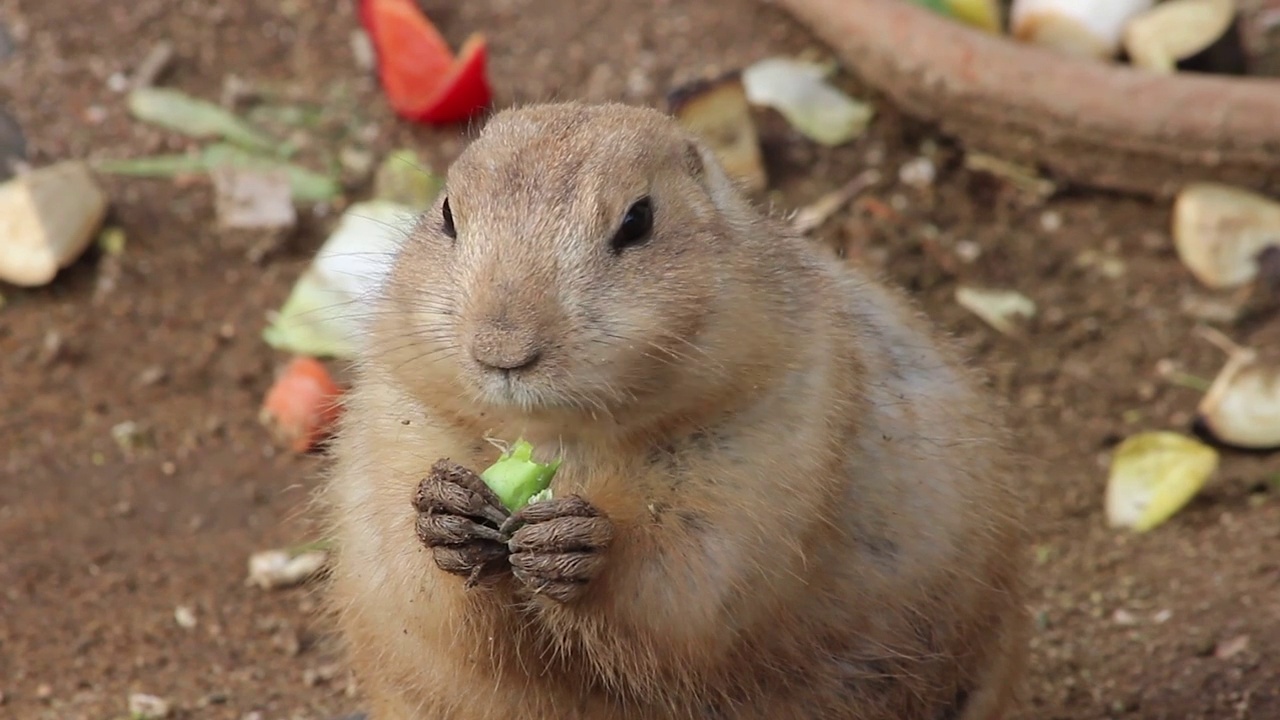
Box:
[2, 0, 1278, 719]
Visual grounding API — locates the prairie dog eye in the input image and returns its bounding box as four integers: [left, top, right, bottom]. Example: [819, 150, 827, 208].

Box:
[610, 197, 653, 253]
[441, 197, 457, 240]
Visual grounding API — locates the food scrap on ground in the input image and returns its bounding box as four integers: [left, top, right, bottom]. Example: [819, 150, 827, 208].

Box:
[262, 198, 418, 358]
[210, 165, 298, 231]
[1104, 430, 1219, 532]
[741, 56, 873, 146]
[1009, 0, 1155, 60]
[1123, 0, 1246, 74]
[95, 142, 341, 204]
[668, 71, 768, 193]
[910, 0, 1002, 32]
[1193, 327, 1280, 450]
[359, 0, 492, 124]
[258, 356, 344, 454]
[954, 286, 1037, 335]
[247, 545, 330, 590]
[1172, 181, 1280, 290]
[792, 169, 880, 234]
[127, 86, 277, 153]
[0, 160, 109, 287]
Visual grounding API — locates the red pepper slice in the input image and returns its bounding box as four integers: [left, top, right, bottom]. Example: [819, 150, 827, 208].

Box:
[359, 0, 493, 124]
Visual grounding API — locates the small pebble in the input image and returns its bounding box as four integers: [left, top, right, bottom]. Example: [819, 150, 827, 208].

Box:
[35, 683, 52, 700]
[303, 663, 341, 687]
[128, 692, 172, 719]
[1215, 634, 1250, 659]
[174, 605, 197, 629]
[1039, 210, 1063, 232]
[897, 156, 936, 189]
[107, 72, 130, 93]
[136, 365, 168, 387]
[1112, 608, 1138, 626]
[954, 240, 982, 263]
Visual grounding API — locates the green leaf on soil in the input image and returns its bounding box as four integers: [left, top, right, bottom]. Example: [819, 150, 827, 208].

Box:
[127, 86, 277, 153]
[1104, 431, 1218, 532]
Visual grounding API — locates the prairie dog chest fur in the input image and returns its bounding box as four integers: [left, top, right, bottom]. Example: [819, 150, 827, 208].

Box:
[321, 101, 1030, 720]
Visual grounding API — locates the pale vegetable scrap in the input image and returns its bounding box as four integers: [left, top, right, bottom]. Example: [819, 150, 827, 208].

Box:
[1104, 431, 1218, 532]
[741, 57, 873, 147]
[247, 547, 330, 590]
[262, 199, 417, 358]
[1195, 330, 1280, 450]
[0, 160, 109, 287]
[669, 72, 768, 193]
[1009, 0, 1154, 60]
[1123, 0, 1239, 73]
[954, 286, 1037, 335]
[210, 165, 297, 230]
[1172, 182, 1280, 290]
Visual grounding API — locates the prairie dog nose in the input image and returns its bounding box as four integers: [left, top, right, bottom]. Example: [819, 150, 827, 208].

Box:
[470, 325, 543, 372]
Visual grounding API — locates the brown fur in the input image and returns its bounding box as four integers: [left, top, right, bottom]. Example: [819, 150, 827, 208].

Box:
[318, 102, 1031, 720]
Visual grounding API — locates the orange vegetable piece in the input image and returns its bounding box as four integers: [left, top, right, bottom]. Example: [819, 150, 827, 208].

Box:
[359, 0, 493, 124]
[259, 356, 344, 454]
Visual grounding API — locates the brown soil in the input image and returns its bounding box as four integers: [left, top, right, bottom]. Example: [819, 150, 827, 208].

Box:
[1, 1, 1277, 719]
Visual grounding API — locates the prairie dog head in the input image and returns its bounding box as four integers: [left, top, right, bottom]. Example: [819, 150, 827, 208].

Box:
[374, 102, 787, 432]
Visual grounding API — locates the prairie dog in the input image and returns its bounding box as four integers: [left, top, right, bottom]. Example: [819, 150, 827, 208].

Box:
[321, 102, 1030, 720]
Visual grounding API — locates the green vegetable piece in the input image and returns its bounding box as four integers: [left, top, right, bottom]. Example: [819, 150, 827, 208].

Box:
[200, 144, 341, 203]
[93, 153, 210, 177]
[127, 87, 277, 153]
[93, 145, 341, 203]
[373, 149, 443, 209]
[479, 439, 561, 512]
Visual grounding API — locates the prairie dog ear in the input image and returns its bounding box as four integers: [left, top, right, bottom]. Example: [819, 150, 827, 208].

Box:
[681, 136, 707, 181]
